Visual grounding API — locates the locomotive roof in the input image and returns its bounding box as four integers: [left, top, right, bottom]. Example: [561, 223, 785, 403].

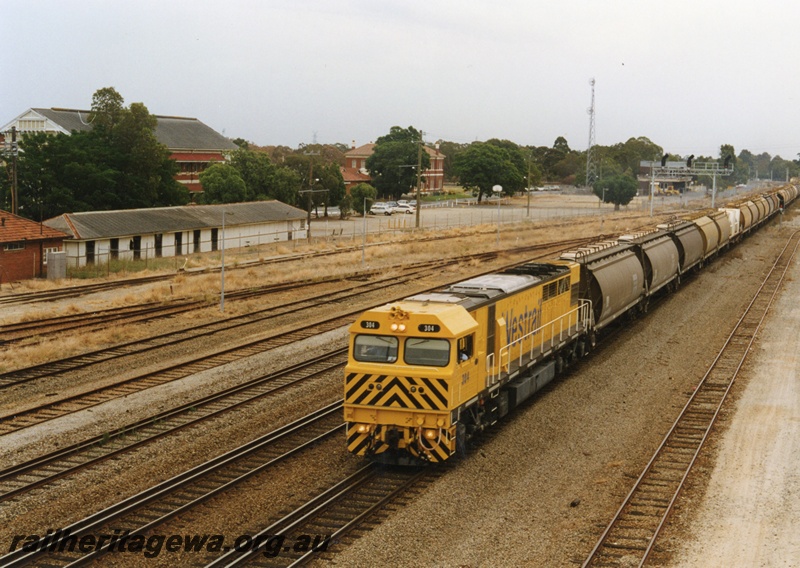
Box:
[405, 262, 571, 311]
[359, 300, 478, 336]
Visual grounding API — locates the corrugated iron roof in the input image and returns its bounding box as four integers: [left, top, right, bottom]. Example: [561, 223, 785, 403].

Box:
[28, 108, 238, 152]
[0, 209, 68, 243]
[44, 201, 306, 240]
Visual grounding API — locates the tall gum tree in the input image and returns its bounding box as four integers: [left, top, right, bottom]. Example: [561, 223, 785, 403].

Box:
[366, 126, 430, 199]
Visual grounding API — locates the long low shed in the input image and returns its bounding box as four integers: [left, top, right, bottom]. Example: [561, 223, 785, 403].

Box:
[44, 201, 308, 267]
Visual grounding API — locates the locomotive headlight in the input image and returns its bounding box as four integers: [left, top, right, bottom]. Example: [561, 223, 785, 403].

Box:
[356, 424, 371, 434]
[423, 428, 438, 440]
[390, 323, 398, 331]
[390, 323, 407, 332]
[398, 324, 406, 332]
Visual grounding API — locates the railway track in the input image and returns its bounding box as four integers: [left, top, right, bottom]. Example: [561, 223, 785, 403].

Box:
[0, 309, 363, 436]
[0, 203, 673, 309]
[0, 237, 596, 435]
[0, 244, 367, 308]
[582, 228, 800, 567]
[0, 403, 346, 568]
[0, 349, 347, 504]
[0, 236, 599, 346]
[0, 261, 444, 346]
[0, 263, 439, 390]
[205, 465, 431, 567]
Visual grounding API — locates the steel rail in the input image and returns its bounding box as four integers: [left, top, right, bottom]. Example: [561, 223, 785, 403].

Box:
[0, 402, 345, 568]
[583, 228, 800, 567]
[0, 238, 596, 435]
[205, 465, 428, 568]
[0, 349, 348, 503]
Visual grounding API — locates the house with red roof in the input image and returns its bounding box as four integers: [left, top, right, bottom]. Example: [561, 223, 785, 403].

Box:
[343, 142, 446, 194]
[0, 209, 67, 283]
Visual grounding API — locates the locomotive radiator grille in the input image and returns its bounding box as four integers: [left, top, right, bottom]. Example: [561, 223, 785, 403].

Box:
[345, 373, 449, 410]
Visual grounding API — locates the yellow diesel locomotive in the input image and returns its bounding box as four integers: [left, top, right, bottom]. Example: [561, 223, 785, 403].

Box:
[344, 261, 593, 464]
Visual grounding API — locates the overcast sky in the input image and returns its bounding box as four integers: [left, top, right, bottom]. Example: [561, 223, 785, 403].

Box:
[4, 0, 800, 159]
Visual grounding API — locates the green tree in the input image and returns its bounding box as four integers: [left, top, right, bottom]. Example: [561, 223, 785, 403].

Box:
[90, 86, 125, 139]
[366, 126, 430, 199]
[593, 174, 638, 210]
[611, 137, 662, 175]
[315, 162, 346, 214]
[14, 87, 187, 217]
[350, 183, 377, 215]
[230, 149, 275, 200]
[539, 136, 586, 182]
[453, 142, 525, 202]
[269, 167, 302, 205]
[198, 163, 247, 203]
[14, 132, 92, 219]
[114, 102, 183, 207]
[436, 140, 468, 182]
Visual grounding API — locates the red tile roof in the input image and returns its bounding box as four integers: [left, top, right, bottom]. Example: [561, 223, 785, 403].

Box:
[0, 210, 67, 243]
[345, 143, 376, 157]
[340, 167, 372, 183]
[344, 143, 445, 159]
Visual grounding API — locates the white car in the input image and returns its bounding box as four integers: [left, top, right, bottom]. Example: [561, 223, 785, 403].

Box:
[395, 203, 416, 214]
[369, 203, 393, 215]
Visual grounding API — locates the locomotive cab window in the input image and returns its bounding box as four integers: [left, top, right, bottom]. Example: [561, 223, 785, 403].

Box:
[457, 334, 474, 363]
[354, 335, 398, 363]
[404, 337, 451, 367]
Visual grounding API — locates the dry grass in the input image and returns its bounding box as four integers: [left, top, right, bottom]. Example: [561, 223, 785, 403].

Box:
[0, 325, 140, 373]
[0, 205, 695, 369]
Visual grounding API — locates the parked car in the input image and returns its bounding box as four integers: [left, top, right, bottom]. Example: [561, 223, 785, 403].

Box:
[312, 206, 340, 218]
[369, 202, 393, 215]
[385, 201, 399, 213]
[395, 203, 416, 214]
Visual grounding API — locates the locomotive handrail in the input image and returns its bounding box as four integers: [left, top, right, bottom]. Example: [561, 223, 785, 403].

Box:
[487, 300, 592, 386]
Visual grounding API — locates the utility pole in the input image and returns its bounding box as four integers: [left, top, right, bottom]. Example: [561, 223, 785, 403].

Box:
[415, 132, 423, 229]
[303, 149, 320, 229]
[5, 126, 19, 215]
[298, 189, 328, 240]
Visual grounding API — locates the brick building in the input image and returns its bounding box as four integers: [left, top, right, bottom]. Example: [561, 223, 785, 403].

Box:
[343, 142, 446, 194]
[1, 108, 238, 194]
[0, 209, 67, 283]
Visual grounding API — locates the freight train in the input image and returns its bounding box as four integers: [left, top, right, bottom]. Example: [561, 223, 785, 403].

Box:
[344, 184, 797, 464]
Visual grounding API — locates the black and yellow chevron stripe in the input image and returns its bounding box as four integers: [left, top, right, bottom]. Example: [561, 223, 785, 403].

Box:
[345, 373, 450, 410]
[346, 424, 387, 456]
[346, 423, 456, 462]
[409, 425, 456, 462]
